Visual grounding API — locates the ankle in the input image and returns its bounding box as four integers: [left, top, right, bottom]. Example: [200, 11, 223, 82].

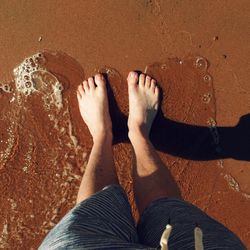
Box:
[128, 126, 149, 145]
[93, 130, 113, 144]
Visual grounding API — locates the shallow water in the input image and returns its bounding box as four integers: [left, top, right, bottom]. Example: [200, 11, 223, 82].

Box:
[1, 0, 250, 247]
[0, 52, 89, 248]
[0, 51, 249, 248]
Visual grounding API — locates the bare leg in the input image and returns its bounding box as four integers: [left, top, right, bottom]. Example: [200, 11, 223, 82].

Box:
[76, 74, 118, 203]
[127, 72, 181, 214]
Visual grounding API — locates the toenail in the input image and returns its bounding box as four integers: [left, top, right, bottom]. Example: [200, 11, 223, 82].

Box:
[130, 72, 136, 78]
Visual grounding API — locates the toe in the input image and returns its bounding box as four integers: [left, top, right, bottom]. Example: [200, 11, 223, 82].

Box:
[127, 71, 138, 89]
[76, 90, 82, 101]
[87, 77, 95, 90]
[154, 86, 160, 109]
[150, 79, 156, 92]
[139, 73, 145, 88]
[78, 84, 85, 96]
[88, 77, 95, 89]
[95, 73, 106, 89]
[83, 80, 89, 92]
[145, 76, 151, 88]
[155, 85, 160, 97]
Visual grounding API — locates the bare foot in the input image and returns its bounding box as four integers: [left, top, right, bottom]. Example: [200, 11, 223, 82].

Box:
[77, 74, 112, 141]
[127, 71, 160, 139]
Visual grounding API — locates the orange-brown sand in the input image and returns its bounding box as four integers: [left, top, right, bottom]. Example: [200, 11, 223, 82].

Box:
[0, 1, 250, 248]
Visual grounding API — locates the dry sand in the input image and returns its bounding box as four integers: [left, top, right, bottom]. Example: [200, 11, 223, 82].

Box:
[0, 0, 249, 248]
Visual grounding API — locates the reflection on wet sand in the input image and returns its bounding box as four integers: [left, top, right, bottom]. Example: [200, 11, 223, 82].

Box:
[0, 52, 248, 248]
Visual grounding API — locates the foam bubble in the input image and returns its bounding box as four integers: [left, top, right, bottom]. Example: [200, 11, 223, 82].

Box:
[161, 64, 167, 70]
[202, 93, 211, 104]
[14, 53, 46, 95]
[0, 83, 12, 93]
[0, 222, 8, 248]
[31, 70, 58, 91]
[207, 117, 220, 145]
[207, 117, 217, 127]
[194, 57, 208, 70]
[52, 82, 64, 109]
[14, 53, 64, 109]
[0, 121, 16, 169]
[203, 74, 212, 83]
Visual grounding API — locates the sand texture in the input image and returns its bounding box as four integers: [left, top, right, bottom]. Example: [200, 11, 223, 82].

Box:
[0, 0, 249, 249]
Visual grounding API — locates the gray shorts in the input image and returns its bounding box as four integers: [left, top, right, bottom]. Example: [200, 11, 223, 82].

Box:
[39, 185, 245, 250]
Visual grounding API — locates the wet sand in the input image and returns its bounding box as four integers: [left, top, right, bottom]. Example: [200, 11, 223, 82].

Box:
[0, 0, 250, 248]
